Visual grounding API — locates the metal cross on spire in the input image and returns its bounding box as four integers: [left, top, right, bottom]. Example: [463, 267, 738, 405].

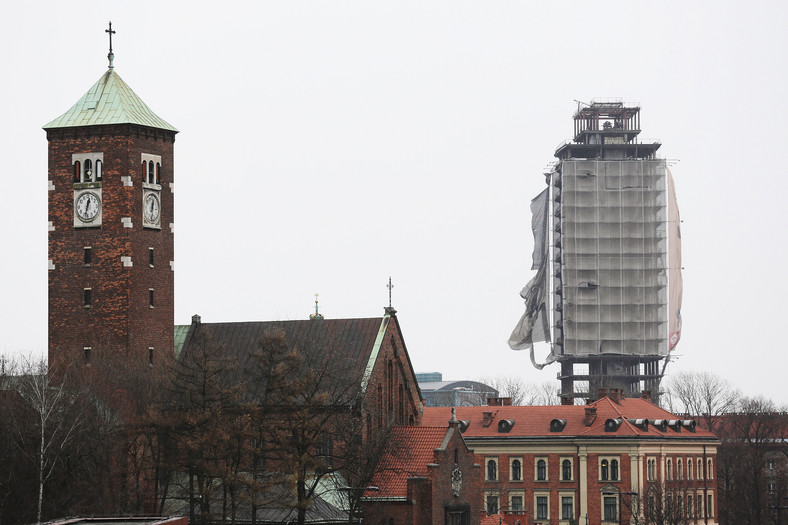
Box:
[106, 21, 116, 69]
[387, 277, 394, 308]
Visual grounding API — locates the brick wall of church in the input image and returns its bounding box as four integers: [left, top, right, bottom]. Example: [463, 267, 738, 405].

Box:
[363, 315, 423, 431]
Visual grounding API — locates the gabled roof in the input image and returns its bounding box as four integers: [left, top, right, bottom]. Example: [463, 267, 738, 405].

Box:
[43, 69, 177, 131]
[367, 426, 454, 499]
[178, 316, 389, 396]
[422, 397, 718, 440]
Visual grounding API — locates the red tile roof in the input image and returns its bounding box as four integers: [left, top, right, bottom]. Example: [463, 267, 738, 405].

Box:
[367, 426, 452, 499]
[422, 397, 717, 440]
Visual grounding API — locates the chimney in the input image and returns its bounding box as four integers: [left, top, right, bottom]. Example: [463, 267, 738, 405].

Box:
[191, 314, 201, 325]
[608, 388, 622, 405]
[641, 390, 652, 402]
[482, 411, 494, 428]
[487, 397, 512, 406]
[561, 396, 574, 406]
[584, 406, 597, 427]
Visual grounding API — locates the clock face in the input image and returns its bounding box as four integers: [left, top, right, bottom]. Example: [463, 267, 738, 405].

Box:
[144, 193, 161, 223]
[76, 192, 100, 222]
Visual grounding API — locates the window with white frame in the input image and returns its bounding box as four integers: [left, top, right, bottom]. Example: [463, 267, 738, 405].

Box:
[666, 458, 673, 480]
[141, 153, 162, 185]
[509, 492, 524, 512]
[707, 493, 714, 516]
[707, 458, 714, 480]
[485, 492, 499, 515]
[647, 458, 657, 481]
[767, 457, 776, 470]
[535, 494, 549, 520]
[72, 152, 103, 183]
[603, 495, 617, 522]
[687, 458, 693, 480]
[560, 494, 574, 520]
[697, 458, 703, 480]
[510, 458, 522, 481]
[697, 494, 703, 518]
[561, 458, 573, 481]
[535, 458, 548, 481]
[486, 458, 498, 481]
[677, 458, 683, 479]
[600, 457, 620, 481]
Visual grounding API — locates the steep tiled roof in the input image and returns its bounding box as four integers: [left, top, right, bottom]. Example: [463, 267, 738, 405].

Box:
[368, 426, 452, 499]
[422, 397, 717, 440]
[43, 69, 177, 131]
[180, 317, 387, 395]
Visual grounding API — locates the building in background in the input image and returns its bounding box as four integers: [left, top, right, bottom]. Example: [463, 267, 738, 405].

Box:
[417, 372, 499, 407]
[510, 101, 683, 404]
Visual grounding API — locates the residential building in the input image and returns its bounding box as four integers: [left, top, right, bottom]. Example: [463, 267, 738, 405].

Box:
[423, 390, 720, 525]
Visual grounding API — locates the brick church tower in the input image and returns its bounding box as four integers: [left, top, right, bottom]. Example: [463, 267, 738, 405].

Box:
[45, 30, 177, 369]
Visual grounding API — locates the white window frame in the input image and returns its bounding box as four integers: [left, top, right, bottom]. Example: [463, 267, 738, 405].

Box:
[508, 491, 525, 513]
[559, 492, 575, 522]
[486, 457, 499, 481]
[560, 457, 574, 481]
[510, 457, 523, 482]
[534, 492, 550, 521]
[534, 457, 548, 481]
[599, 456, 621, 481]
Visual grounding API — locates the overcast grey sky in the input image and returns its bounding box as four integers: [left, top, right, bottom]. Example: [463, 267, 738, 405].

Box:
[2, 1, 787, 404]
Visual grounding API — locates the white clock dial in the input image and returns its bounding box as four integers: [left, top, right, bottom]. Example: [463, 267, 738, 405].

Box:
[144, 193, 161, 223]
[76, 192, 100, 222]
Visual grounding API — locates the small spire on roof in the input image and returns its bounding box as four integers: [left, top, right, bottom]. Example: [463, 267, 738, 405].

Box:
[105, 21, 116, 69]
[449, 407, 459, 425]
[309, 292, 324, 320]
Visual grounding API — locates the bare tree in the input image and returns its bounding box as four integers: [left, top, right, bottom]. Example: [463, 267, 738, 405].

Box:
[662, 371, 740, 432]
[716, 396, 788, 525]
[478, 376, 560, 406]
[10, 356, 85, 523]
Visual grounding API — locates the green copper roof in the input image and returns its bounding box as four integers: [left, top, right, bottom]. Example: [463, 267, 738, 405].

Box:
[43, 69, 177, 132]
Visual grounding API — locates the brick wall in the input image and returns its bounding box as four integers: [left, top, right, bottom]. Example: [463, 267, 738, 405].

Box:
[363, 315, 423, 432]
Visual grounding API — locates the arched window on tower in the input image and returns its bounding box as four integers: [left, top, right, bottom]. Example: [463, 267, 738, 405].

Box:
[142, 161, 147, 182]
[148, 160, 155, 184]
[74, 161, 81, 183]
[601, 459, 609, 481]
[611, 459, 619, 480]
[95, 160, 102, 181]
[83, 159, 92, 182]
[156, 162, 161, 184]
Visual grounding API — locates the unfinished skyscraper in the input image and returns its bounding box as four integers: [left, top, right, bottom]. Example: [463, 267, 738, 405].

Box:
[509, 101, 682, 404]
